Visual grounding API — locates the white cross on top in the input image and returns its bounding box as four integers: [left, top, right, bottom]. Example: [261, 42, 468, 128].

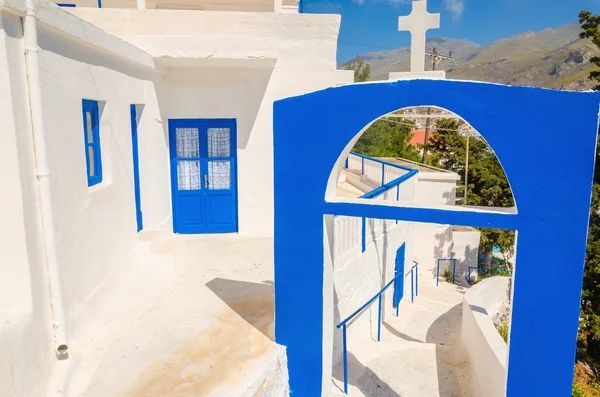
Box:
[398, 0, 440, 73]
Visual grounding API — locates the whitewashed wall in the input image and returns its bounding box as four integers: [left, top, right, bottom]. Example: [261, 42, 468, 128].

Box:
[72, 9, 341, 236]
[0, 10, 54, 397]
[452, 226, 481, 285]
[34, 21, 161, 345]
[332, 219, 415, 367]
[413, 170, 461, 277]
[0, 3, 341, 395]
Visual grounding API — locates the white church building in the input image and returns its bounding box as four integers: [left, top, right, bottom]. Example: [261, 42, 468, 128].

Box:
[0, 1, 496, 396]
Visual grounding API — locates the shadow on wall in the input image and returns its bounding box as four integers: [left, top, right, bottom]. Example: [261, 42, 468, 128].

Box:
[433, 225, 453, 278]
[206, 278, 274, 341]
[426, 303, 469, 397]
[154, 64, 275, 151]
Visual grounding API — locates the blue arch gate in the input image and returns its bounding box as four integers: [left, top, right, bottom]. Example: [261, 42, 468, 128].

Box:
[273, 80, 600, 397]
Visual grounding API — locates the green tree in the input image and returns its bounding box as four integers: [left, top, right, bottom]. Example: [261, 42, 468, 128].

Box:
[424, 118, 516, 259]
[578, 11, 600, 381]
[579, 11, 600, 90]
[345, 55, 371, 83]
[353, 119, 421, 162]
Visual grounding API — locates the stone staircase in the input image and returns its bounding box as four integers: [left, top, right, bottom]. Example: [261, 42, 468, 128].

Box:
[332, 280, 475, 397]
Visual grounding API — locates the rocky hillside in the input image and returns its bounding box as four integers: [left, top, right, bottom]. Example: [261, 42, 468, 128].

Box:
[343, 23, 600, 91]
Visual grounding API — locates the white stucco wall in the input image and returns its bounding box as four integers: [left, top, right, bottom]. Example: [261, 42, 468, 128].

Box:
[332, 219, 415, 368]
[33, 21, 163, 343]
[0, 3, 341, 394]
[70, 9, 341, 236]
[452, 226, 481, 285]
[413, 171, 460, 276]
[0, 10, 54, 397]
[462, 277, 510, 397]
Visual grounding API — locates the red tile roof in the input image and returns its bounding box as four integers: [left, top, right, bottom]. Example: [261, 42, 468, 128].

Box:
[409, 129, 426, 147]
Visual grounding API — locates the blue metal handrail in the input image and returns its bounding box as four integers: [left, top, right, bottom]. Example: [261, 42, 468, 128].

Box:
[436, 258, 457, 286]
[336, 270, 405, 394]
[345, 152, 418, 253]
[411, 261, 419, 303]
[347, 152, 418, 200]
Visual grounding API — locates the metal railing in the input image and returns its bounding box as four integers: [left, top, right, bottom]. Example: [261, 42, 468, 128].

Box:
[336, 271, 402, 394]
[336, 260, 419, 395]
[411, 260, 419, 303]
[436, 258, 457, 286]
[467, 256, 513, 285]
[344, 152, 418, 253]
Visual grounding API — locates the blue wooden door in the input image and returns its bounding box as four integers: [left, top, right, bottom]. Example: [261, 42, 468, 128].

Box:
[130, 105, 143, 232]
[169, 119, 238, 234]
[393, 243, 405, 309]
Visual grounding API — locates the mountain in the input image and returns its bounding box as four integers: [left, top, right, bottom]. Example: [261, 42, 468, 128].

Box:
[341, 23, 600, 91]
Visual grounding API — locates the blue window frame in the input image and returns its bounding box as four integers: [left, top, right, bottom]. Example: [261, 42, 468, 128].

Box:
[82, 100, 102, 187]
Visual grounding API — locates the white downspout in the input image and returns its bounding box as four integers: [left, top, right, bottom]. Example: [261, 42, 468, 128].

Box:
[137, 0, 147, 10]
[23, 0, 69, 360]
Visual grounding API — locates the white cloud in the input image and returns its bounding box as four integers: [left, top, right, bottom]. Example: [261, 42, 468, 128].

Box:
[443, 0, 464, 20]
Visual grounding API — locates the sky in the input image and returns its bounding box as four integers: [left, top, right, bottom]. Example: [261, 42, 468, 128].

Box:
[301, 0, 600, 63]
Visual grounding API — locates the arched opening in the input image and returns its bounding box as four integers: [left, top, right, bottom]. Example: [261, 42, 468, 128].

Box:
[326, 105, 517, 396]
[273, 79, 596, 397]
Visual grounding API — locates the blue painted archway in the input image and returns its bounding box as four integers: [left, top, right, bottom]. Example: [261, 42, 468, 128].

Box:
[273, 79, 600, 396]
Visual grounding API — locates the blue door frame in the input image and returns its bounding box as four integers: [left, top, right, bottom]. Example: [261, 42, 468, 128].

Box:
[130, 105, 143, 232]
[168, 119, 238, 234]
[393, 243, 405, 311]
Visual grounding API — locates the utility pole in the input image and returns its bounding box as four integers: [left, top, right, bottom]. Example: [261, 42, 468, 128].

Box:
[464, 129, 471, 204]
[420, 48, 453, 164]
[422, 107, 432, 164]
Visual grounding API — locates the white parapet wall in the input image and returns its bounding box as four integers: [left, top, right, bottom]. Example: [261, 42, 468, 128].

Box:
[462, 277, 510, 397]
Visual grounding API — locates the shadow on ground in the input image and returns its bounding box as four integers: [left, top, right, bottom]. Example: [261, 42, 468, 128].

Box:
[332, 351, 402, 397]
[427, 303, 470, 397]
[206, 278, 274, 340]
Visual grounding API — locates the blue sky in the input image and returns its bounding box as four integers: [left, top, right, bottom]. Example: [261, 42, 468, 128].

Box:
[301, 0, 600, 62]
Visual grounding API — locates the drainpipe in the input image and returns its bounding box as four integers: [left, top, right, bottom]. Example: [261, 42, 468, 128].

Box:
[23, 0, 69, 360]
[136, 0, 146, 9]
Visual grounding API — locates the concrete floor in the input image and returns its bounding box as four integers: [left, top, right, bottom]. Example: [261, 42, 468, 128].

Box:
[331, 281, 475, 397]
[49, 231, 474, 397]
[52, 235, 281, 397]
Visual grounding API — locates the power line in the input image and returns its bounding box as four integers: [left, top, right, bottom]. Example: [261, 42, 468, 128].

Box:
[381, 117, 477, 134]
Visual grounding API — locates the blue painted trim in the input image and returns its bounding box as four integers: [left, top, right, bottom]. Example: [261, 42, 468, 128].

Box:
[413, 260, 419, 297]
[336, 270, 405, 394]
[345, 157, 348, 168]
[352, 154, 418, 200]
[82, 99, 102, 187]
[411, 267, 414, 303]
[377, 295, 382, 342]
[337, 271, 404, 328]
[350, 151, 417, 173]
[342, 324, 347, 394]
[361, 217, 366, 252]
[57, 3, 76, 6]
[298, 0, 304, 13]
[436, 258, 457, 286]
[130, 105, 143, 232]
